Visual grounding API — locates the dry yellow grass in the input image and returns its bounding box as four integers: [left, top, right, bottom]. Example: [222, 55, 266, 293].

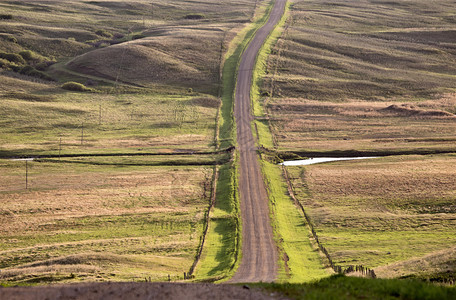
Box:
[0, 160, 209, 233]
[0, 0, 259, 93]
[267, 95, 456, 151]
[260, 0, 456, 153]
[265, 0, 456, 101]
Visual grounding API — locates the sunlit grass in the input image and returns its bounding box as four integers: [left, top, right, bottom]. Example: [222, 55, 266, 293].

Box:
[262, 161, 330, 282]
[0, 92, 218, 156]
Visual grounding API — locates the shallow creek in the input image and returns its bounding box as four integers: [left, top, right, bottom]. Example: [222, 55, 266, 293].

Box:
[281, 157, 378, 166]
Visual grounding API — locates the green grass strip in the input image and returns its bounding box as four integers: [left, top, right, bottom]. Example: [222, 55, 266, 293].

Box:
[194, 160, 239, 281]
[262, 161, 330, 282]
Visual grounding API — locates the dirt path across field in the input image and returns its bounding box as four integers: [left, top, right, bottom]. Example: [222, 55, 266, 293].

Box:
[229, 0, 287, 283]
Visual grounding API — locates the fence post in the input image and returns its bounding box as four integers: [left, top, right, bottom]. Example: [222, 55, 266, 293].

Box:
[25, 160, 28, 189]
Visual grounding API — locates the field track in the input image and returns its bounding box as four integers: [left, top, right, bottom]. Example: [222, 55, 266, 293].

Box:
[229, 0, 287, 283]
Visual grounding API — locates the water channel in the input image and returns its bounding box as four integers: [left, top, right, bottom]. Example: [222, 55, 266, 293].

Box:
[281, 156, 378, 166]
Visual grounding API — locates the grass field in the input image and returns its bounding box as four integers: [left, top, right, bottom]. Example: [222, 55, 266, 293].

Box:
[261, 0, 456, 153]
[286, 154, 456, 280]
[0, 0, 258, 94]
[0, 158, 214, 285]
[0, 0, 262, 286]
[248, 0, 456, 284]
[267, 97, 456, 152]
[1, 0, 258, 157]
[0, 91, 220, 157]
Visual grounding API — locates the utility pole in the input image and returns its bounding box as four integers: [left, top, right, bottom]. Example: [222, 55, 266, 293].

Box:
[59, 137, 62, 160]
[99, 104, 102, 125]
[81, 122, 84, 145]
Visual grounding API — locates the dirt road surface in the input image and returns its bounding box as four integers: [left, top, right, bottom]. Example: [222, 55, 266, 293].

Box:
[229, 0, 287, 283]
[0, 282, 287, 300]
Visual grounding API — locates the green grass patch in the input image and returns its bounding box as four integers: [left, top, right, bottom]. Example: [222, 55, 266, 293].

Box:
[61, 81, 94, 92]
[316, 229, 456, 269]
[194, 160, 240, 281]
[0, 92, 218, 156]
[254, 119, 275, 149]
[194, 218, 238, 281]
[254, 274, 456, 300]
[262, 161, 329, 282]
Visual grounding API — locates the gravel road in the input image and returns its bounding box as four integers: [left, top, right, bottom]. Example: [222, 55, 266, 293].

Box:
[229, 0, 287, 283]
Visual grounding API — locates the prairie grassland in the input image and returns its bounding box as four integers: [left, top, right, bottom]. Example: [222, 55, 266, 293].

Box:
[266, 0, 456, 101]
[0, 0, 257, 93]
[0, 0, 263, 157]
[0, 0, 267, 286]
[269, 97, 456, 151]
[286, 154, 456, 279]
[0, 92, 219, 156]
[0, 159, 213, 284]
[65, 26, 224, 94]
[0, 0, 265, 285]
[261, 0, 456, 152]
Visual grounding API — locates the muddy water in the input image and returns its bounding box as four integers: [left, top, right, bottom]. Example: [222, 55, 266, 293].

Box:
[281, 157, 378, 166]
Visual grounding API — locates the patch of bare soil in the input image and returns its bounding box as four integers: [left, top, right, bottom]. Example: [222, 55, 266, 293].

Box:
[0, 282, 287, 300]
